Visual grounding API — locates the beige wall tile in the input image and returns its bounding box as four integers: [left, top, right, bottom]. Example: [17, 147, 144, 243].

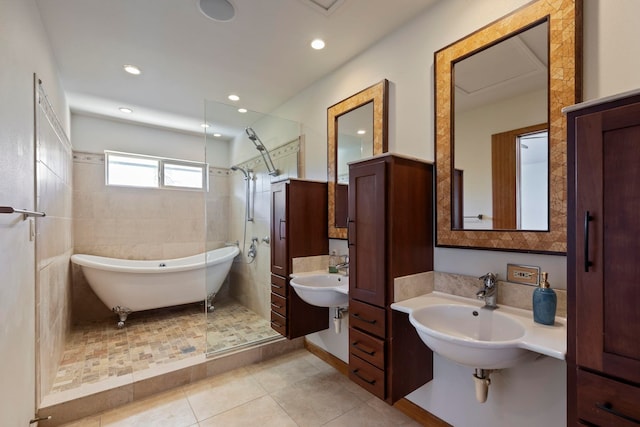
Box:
[71, 155, 228, 322]
[394, 271, 434, 302]
[434, 271, 567, 317]
[37, 120, 73, 402]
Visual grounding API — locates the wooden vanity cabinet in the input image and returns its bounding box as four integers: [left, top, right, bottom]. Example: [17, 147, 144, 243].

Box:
[347, 154, 434, 403]
[270, 179, 329, 339]
[567, 93, 640, 426]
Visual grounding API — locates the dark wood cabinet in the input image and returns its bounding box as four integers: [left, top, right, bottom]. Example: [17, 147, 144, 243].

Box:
[347, 154, 434, 403]
[270, 179, 329, 339]
[567, 93, 640, 426]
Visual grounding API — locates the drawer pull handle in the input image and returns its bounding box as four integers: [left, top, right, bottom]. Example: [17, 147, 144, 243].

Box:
[271, 284, 283, 289]
[347, 217, 355, 247]
[595, 402, 640, 424]
[351, 369, 376, 385]
[351, 341, 375, 356]
[271, 320, 284, 328]
[353, 313, 377, 324]
[584, 211, 594, 272]
[271, 303, 282, 309]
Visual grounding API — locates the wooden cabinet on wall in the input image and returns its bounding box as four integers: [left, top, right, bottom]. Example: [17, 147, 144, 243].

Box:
[270, 179, 329, 339]
[567, 92, 640, 426]
[347, 153, 434, 403]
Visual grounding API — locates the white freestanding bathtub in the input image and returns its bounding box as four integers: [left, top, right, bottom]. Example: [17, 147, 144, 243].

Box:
[71, 246, 240, 327]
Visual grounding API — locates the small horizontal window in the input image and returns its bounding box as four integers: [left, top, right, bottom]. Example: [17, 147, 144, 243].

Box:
[105, 151, 208, 191]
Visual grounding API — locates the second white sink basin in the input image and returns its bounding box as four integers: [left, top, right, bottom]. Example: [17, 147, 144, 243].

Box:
[409, 303, 536, 369]
[290, 273, 349, 308]
[392, 292, 566, 370]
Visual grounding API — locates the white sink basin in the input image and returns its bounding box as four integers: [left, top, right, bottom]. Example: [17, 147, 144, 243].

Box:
[391, 292, 566, 370]
[409, 304, 535, 369]
[290, 273, 349, 308]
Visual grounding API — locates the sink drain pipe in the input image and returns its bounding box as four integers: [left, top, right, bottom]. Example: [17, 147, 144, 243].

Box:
[333, 307, 348, 333]
[473, 368, 493, 403]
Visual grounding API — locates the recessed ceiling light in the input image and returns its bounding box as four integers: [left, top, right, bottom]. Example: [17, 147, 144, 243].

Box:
[238, 108, 247, 113]
[311, 39, 325, 50]
[213, 133, 222, 137]
[198, 0, 235, 22]
[123, 64, 141, 75]
[228, 94, 240, 101]
[119, 107, 133, 113]
[201, 123, 210, 128]
[357, 129, 366, 135]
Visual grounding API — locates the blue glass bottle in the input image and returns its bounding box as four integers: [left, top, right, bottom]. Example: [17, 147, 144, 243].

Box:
[533, 272, 557, 325]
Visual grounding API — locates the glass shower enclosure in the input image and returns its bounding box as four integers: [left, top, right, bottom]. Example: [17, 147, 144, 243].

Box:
[203, 99, 301, 356]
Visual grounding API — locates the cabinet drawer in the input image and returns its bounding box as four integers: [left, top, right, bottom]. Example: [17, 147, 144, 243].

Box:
[270, 311, 287, 336]
[577, 369, 640, 426]
[271, 274, 287, 297]
[349, 327, 385, 369]
[270, 292, 287, 317]
[350, 299, 386, 338]
[349, 353, 385, 399]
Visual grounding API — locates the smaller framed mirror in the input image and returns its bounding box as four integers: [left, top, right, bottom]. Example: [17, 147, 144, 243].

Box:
[328, 80, 388, 239]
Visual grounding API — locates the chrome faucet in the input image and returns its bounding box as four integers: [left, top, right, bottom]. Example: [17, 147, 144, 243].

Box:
[336, 255, 349, 276]
[477, 272, 498, 309]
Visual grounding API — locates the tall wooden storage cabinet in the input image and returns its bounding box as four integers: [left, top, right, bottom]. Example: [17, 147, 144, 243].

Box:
[347, 154, 434, 403]
[270, 179, 329, 339]
[567, 93, 640, 426]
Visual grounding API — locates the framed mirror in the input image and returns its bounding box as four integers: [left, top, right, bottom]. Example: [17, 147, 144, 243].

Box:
[435, 0, 582, 253]
[328, 79, 388, 239]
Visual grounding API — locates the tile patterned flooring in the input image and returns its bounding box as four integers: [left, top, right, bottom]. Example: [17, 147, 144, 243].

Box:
[50, 299, 279, 394]
[59, 349, 421, 427]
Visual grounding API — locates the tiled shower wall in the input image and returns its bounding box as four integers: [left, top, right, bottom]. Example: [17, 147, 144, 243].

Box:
[71, 138, 300, 324]
[36, 85, 74, 403]
[227, 140, 301, 319]
[71, 152, 230, 322]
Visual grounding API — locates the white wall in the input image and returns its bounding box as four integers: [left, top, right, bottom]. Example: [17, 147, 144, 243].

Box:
[71, 113, 229, 166]
[455, 89, 547, 229]
[0, 0, 69, 425]
[271, 0, 640, 425]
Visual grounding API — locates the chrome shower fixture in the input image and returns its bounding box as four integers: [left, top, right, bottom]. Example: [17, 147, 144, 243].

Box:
[245, 127, 279, 176]
[230, 165, 254, 222]
[230, 165, 250, 179]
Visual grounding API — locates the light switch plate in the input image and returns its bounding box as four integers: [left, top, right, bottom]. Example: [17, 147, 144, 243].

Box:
[506, 264, 540, 286]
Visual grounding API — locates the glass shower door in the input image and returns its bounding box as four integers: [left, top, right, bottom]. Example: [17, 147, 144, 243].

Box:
[203, 99, 300, 356]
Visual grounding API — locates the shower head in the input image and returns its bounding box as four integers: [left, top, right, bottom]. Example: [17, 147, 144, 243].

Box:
[230, 165, 250, 179]
[245, 127, 258, 141]
[244, 127, 279, 177]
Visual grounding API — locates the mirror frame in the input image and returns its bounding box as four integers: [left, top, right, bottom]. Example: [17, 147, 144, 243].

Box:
[328, 79, 388, 239]
[435, 0, 582, 254]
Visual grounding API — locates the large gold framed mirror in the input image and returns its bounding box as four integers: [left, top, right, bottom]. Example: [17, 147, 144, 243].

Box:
[435, 0, 582, 253]
[328, 79, 388, 239]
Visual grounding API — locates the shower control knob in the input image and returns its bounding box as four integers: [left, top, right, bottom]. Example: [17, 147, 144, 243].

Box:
[262, 236, 270, 244]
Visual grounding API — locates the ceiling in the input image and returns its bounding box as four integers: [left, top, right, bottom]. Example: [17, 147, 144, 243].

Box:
[455, 21, 548, 112]
[35, 0, 439, 138]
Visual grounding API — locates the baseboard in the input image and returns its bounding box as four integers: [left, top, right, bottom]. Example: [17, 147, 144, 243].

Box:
[304, 339, 451, 427]
[303, 339, 349, 376]
[393, 398, 452, 427]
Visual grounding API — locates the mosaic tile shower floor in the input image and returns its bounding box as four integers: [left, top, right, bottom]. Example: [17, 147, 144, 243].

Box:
[49, 299, 280, 394]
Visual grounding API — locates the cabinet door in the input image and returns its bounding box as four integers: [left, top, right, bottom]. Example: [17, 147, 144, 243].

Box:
[271, 181, 288, 276]
[349, 160, 386, 307]
[575, 102, 640, 382]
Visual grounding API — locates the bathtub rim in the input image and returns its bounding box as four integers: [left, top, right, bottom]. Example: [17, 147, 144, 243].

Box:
[70, 246, 240, 274]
